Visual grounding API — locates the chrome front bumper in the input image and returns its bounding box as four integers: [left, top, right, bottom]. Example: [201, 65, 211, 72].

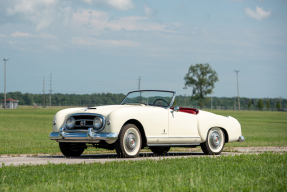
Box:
[238, 136, 245, 142]
[49, 128, 118, 143]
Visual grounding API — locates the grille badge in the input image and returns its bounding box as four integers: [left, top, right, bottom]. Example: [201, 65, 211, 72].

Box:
[80, 120, 86, 127]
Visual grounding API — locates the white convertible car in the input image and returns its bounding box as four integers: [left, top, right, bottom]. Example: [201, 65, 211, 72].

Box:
[50, 90, 244, 158]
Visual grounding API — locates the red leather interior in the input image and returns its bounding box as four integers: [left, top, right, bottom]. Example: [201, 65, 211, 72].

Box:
[170, 107, 199, 115]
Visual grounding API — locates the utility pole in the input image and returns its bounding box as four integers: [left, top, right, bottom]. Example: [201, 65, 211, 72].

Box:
[234, 70, 240, 111]
[3, 59, 9, 109]
[183, 86, 187, 107]
[211, 91, 213, 110]
[43, 77, 45, 108]
[49, 73, 52, 107]
[138, 76, 141, 90]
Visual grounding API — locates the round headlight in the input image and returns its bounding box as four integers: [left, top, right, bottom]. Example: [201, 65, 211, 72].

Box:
[93, 117, 103, 130]
[66, 117, 75, 129]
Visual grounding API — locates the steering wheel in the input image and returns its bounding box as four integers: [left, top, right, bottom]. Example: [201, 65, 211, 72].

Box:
[153, 99, 169, 106]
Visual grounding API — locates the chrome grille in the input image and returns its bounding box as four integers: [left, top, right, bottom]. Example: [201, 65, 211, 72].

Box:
[72, 116, 95, 129]
[65, 113, 106, 132]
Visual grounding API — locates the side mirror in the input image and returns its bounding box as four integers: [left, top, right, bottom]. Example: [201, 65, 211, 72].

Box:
[171, 106, 180, 113]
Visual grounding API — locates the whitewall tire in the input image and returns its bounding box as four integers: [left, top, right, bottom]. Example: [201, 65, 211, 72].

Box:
[115, 124, 142, 158]
[200, 128, 225, 155]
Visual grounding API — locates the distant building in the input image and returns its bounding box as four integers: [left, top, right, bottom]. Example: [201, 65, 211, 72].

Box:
[2, 98, 19, 109]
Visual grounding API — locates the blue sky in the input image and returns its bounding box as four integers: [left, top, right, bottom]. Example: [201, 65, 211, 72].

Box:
[0, 0, 286, 98]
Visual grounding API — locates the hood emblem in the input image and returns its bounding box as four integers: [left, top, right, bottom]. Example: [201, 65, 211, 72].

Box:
[80, 120, 86, 126]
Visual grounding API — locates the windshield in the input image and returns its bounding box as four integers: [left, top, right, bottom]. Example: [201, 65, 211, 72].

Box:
[121, 90, 175, 108]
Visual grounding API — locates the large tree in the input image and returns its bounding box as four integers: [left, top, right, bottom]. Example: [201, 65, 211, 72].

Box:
[184, 63, 218, 108]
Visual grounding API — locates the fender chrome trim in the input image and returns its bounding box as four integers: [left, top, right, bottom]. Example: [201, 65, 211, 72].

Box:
[147, 143, 200, 147]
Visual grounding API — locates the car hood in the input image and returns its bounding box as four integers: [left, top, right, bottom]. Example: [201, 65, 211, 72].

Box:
[67, 105, 136, 117]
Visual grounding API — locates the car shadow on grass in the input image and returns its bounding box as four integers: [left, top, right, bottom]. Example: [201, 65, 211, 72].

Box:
[33, 152, 206, 159]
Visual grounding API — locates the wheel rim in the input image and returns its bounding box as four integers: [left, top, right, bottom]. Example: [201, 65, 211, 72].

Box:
[125, 131, 137, 152]
[123, 128, 140, 156]
[209, 130, 221, 150]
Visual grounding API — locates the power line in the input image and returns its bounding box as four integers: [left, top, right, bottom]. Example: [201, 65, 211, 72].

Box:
[50, 73, 52, 107]
[234, 70, 240, 111]
[138, 76, 141, 90]
[43, 76, 45, 108]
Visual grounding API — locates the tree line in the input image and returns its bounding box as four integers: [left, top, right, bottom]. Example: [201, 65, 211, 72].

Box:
[182, 63, 285, 110]
[1, 91, 285, 110]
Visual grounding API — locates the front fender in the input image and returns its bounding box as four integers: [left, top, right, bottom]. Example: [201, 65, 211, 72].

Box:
[52, 108, 86, 132]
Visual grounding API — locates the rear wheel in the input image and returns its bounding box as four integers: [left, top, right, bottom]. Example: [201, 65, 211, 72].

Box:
[200, 128, 225, 155]
[59, 142, 85, 157]
[150, 146, 170, 156]
[115, 124, 142, 158]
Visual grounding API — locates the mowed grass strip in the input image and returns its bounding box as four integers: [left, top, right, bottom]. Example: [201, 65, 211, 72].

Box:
[0, 108, 59, 155]
[1, 153, 286, 192]
[0, 108, 287, 155]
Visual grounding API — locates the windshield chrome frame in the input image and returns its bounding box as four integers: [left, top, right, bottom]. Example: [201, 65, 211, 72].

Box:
[120, 90, 176, 109]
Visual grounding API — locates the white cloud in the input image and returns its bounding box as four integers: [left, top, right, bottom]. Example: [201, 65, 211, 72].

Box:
[82, 0, 93, 3]
[143, 4, 155, 17]
[10, 31, 35, 37]
[10, 31, 56, 39]
[81, 0, 134, 10]
[71, 37, 139, 47]
[72, 9, 171, 33]
[7, 0, 57, 15]
[39, 33, 56, 39]
[108, 0, 134, 10]
[245, 6, 271, 20]
[6, 0, 71, 30]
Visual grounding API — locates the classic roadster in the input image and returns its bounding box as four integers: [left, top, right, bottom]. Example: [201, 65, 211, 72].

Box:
[50, 90, 244, 158]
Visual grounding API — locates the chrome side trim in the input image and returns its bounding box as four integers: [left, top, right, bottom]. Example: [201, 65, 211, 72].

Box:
[238, 136, 245, 142]
[147, 136, 201, 139]
[147, 143, 200, 147]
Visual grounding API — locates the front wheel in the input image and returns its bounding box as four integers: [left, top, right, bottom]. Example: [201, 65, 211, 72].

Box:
[59, 142, 86, 157]
[200, 128, 225, 155]
[115, 124, 142, 158]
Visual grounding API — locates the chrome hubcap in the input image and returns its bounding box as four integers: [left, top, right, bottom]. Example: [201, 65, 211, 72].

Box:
[209, 130, 221, 149]
[125, 131, 137, 152]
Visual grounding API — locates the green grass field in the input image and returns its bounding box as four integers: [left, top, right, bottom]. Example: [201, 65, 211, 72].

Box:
[1, 108, 286, 191]
[0, 107, 286, 155]
[1, 153, 286, 191]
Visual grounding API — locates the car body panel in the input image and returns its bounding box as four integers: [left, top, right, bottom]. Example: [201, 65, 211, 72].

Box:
[108, 105, 169, 144]
[168, 109, 201, 143]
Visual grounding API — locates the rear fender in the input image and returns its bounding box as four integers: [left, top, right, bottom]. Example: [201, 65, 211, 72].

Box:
[197, 111, 241, 143]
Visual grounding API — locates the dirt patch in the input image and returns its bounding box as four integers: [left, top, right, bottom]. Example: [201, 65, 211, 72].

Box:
[223, 146, 287, 153]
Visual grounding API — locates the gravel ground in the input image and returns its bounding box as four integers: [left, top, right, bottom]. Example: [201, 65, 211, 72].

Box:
[0, 146, 286, 167]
